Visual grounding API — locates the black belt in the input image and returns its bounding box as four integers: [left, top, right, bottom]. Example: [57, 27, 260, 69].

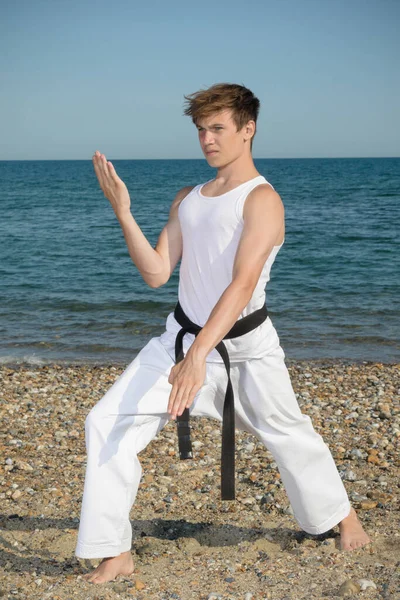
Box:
[173, 300, 268, 500]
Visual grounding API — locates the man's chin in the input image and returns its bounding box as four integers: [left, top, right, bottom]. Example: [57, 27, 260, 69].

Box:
[205, 154, 220, 165]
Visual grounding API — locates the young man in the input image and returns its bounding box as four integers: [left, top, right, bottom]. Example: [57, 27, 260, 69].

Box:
[76, 83, 371, 584]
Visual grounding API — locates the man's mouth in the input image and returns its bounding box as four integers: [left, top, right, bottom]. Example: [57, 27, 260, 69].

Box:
[206, 150, 218, 155]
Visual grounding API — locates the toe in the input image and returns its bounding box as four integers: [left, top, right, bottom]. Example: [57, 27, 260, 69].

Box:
[87, 571, 101, 583]
[82, 572, 94, 580]
[95, 572, 115, 584]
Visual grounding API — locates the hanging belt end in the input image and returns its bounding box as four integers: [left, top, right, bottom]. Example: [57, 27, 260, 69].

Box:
[221, 490, 235, 501]
[179, 449, 193, 460]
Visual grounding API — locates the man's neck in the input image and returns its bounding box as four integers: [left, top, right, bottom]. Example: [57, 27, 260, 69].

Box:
[214, 156, 259, 185]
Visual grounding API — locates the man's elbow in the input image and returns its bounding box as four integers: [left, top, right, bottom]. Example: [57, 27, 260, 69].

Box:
[145, 272, 169, 288]
[147, 280, 164, 289]
[147, 280, 160, 289]
[145, 252, 173, 288]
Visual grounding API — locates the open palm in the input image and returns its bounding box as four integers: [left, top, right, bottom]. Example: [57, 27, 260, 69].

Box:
[92, 150, 131, 217]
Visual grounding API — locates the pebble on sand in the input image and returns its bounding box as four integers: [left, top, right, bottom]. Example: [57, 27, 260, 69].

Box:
[338, 579, 361, 596]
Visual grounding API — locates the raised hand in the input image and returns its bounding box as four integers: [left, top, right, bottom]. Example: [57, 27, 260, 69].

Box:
[92, 150, 131, 218]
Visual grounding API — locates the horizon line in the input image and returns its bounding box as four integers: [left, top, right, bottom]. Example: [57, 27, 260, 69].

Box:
[0, 156, 399, 162]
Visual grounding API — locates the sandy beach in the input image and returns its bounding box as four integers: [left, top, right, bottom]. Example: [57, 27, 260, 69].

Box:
[0, 359, 399, 599]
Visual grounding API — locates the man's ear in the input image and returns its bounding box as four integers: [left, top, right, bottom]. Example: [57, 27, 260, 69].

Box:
[244, 120, 255, 141]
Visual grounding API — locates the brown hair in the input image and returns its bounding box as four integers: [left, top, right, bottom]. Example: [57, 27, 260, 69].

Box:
[183, 83, 260, 149]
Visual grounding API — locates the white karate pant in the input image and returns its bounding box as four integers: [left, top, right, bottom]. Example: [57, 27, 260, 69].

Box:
[75, 336, 351, 559]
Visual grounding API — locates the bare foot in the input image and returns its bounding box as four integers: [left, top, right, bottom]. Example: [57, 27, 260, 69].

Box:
[339, 506, 372, 551]
[82, 550, 134, 584]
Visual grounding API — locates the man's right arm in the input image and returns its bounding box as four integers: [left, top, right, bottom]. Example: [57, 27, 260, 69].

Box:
[118, 186, 194, 288]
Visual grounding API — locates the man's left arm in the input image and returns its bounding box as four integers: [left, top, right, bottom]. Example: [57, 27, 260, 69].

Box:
[167, 184, 285, 419]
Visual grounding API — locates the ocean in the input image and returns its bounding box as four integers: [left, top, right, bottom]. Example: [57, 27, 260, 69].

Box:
[0, 157, 399, 365]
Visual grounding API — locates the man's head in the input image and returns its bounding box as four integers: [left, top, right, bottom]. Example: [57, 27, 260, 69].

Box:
[183, 83, 260, 166]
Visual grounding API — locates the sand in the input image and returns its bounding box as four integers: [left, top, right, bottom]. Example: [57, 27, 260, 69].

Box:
[0, 359, 399, 599]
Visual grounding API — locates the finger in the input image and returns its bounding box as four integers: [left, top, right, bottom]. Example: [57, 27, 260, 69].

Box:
[185, 385, 199, 410]
[93, 157, 104, 185]
[167, 384, 177, 414]
[171, 385, 188, 417]
[99, 153, 109, 178]
[169, 384, 182, 416]
[94, 153, 108, 183]
[92, 153, 105, 187]
[167, 369, 176, 407]
[177, 394, 191, 417]
[176, 398, 188, 417]
[107, 161, 119, 183]
[178, 385, 198, 415]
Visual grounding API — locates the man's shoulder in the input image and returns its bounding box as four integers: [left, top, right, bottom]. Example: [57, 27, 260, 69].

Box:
[242, 184, 284, 225]
[172, 185, 197, 206]
[246, 183, 283, 207]
[176, 184, 197, 199]
[169, 185, 197, 215]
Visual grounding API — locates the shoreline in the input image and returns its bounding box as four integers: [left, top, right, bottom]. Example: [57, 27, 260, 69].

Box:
[1, 357, 399, 370]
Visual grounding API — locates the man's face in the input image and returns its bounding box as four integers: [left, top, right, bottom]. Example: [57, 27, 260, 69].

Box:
[196, 109, 251, 167]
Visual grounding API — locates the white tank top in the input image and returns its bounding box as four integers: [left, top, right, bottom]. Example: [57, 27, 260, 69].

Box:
[159, 175, 284, 363]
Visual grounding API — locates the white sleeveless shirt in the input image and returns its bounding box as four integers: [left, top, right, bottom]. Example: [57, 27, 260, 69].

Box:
[159, 175, 284, 363]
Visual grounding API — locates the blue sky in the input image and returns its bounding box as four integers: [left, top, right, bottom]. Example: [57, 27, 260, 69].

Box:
[1, 0, 399, 159]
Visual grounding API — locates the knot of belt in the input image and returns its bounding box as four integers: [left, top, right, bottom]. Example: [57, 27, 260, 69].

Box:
[173, 300, 268, 500]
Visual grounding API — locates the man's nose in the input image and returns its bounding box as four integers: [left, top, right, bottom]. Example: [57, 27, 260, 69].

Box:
[203, 130, 215, 144]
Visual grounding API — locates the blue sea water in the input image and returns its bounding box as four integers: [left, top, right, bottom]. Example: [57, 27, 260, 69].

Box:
[0, 158, 399, 365]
